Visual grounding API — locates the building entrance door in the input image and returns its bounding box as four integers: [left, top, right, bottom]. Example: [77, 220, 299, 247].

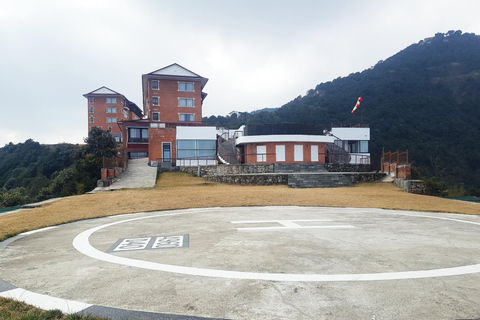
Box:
[162, 143, 171, 162]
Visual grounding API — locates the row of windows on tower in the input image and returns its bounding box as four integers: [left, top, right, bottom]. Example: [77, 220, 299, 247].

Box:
[88, 97, 118, 104]
[152, 81, 194, 91]
[152, 97, 194, 107]
[89, 117, 117, 123]
[89, 107, 117, 113]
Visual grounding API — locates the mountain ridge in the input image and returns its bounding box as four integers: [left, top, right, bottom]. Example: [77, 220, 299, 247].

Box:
[204, 30, 480, 195]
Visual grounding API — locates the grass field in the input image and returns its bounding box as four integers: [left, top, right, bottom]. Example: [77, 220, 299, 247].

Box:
[1, 172, 479, 242]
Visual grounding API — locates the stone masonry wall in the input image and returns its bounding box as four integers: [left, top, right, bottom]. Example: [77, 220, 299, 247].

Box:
[172, 163, 371, 176]
[393, 179, 426, 194]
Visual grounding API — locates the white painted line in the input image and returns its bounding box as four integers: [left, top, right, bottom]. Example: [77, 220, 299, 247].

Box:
[21, 226, 58, 236]
[231, 219, 333, 224]
[0, 288, 92, 314]
[237, 225, 356, 231]
[72, 209, 480, 282]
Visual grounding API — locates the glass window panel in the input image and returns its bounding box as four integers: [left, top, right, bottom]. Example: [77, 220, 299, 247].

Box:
[198, 149, 215, 157]
[197, 140, 216, 149]
[177, 140, 196, 149]
[178, 150, 196, 158]
[360, 141, 368, 153]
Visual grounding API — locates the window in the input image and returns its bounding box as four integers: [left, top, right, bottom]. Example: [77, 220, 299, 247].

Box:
[177, 140, 216, 159]
[152, 80, 159, 90]
[89, 117, 94, 123]
[106, 107, 117, 113]
[108, 127, 112, 132]
[107, 117, 117, 123]
[106, 98, 117, 104]
[257, 146, 267, 162]
[130, 152, 147, 159]
[276, 145, 285, 162]
[89, 107, 94, 113]
[348, 141, 369, 153]
[294, 145, 303, 162]
[152, 112, 159, 121]
[179, 98, 194, 107]
[128, 128, 148, 143]
[178, 82, 194, 91]
[152, 97, 159, 106]
[179, 113, 194, 122]
[89, 97, 94, 104]
[311, 145, 319, 162]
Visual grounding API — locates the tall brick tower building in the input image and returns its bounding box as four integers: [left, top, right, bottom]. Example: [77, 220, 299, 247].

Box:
[83, 86, 143, 142]
[141, 63, 208, 123]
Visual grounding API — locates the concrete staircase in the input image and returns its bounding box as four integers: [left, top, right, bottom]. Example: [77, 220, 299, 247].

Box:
[275, 163, 353, 188]
[288, 173, 353, 188]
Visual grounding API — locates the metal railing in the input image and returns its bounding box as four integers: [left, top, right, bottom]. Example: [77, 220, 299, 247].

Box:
[218, 152, 370, 165]
[155, 155, 218, 167]
[128, 137, 148, 143]
[382, 149, 409, 165]
[103, 149, 128, 169]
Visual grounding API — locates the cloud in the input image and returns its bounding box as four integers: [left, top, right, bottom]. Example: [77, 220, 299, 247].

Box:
[0, 0, 479, 146]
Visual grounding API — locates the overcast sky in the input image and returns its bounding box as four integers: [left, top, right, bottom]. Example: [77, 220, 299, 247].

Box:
[1, 0, 480, 146]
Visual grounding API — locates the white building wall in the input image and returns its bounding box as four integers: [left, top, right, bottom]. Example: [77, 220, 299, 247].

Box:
[330, 127, 370, 141]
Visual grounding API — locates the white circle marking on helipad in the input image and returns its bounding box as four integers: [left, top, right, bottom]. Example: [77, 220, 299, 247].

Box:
[72, 208, 480, 282]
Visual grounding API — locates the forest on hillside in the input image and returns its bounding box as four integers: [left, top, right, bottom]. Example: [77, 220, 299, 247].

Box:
[0, 128, 118, 209]
[204, 31, 480, 196]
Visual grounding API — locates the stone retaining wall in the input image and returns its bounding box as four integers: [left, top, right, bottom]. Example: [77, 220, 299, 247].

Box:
[393, 179, 426, 194]
[170, 163, 371, 176]
[204, 174, 287, 186]
[323, 163, 372, 172]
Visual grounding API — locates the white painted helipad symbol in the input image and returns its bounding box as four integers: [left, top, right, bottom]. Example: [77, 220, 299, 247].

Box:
[231, 219, 355, 231]
[72, 208, 480, 282]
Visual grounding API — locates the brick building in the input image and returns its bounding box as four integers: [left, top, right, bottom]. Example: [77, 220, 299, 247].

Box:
[83, 87, 143, 142]
[85, 64, 370, 167]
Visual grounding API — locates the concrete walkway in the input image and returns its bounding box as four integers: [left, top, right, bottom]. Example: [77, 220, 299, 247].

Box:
[93, 158, 158, 192]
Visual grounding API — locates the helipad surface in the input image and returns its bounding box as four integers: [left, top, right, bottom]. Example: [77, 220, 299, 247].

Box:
[1, 206, 480, 319]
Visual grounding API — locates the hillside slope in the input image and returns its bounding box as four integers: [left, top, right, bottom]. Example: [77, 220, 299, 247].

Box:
[205, 31, 480, 194]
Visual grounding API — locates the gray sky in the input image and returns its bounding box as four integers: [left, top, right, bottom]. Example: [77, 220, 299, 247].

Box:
[1, 0, 479, 146]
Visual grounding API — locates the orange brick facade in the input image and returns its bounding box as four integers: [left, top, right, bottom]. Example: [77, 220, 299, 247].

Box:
[143, 78, 203, 123]
[243, 142, 327, 164]
[87, 96, 125, 134]
[148, 127, 177, 162]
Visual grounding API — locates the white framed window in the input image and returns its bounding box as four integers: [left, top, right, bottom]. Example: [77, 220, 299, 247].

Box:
[152, 80, 159, 90]
[89, 97, 94, 104]
[178, 82, 194, 91]
[179, 113, 194, 122]
[152, 97, 159, 106]
[276, 145, 285, 162]
[89, 117, 94, 123]
[108, 126, 112, 132]
[152, 112, 159, 121]
[89, 107, 94, 113]
[257, 146, 267, 162]
[106, 107, 117, 113]
[294, 145, 303, 162]
[106, 98, 117, 104]
[179, 98, 194, 107]
[311, 145, 319, 162]
[107, 117, 117, 123]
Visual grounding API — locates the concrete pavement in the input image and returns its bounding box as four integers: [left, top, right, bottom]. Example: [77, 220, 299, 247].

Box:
[1, 206, 480, 319]
[93, 158, 158, 192]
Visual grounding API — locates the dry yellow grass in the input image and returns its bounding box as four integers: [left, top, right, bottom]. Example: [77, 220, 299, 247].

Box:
[0, 171, 478, 241]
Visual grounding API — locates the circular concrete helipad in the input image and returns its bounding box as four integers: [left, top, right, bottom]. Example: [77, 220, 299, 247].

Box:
[2, 206, 480, 319]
